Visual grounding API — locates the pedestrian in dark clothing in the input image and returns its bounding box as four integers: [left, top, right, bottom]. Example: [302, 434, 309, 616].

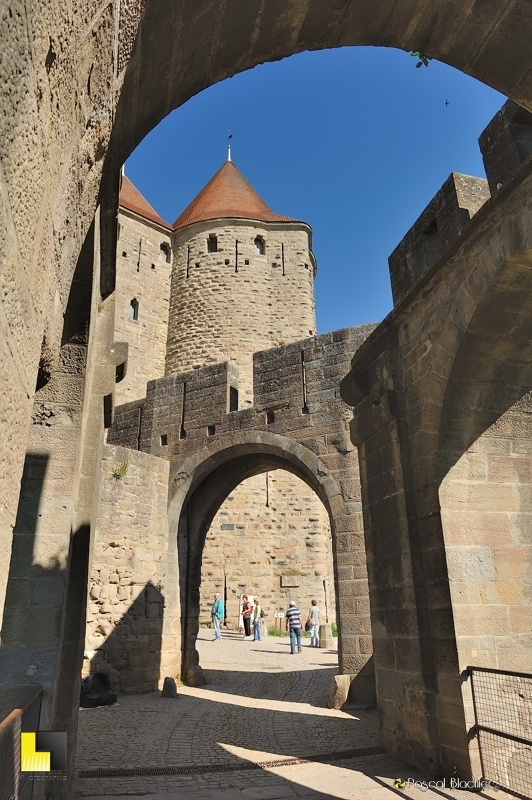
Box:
[242, 595, 253, 637]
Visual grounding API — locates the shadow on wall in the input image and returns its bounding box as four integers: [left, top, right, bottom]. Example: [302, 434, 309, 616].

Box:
[0, 454, 74, 657]
[88, 582, 163, 694]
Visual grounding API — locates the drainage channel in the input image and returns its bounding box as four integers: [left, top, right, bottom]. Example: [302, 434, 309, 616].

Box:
[78, 745, 384, 778]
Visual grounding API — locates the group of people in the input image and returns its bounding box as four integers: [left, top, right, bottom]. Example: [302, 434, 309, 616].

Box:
[211, 593, 321, 653]
[210, 593, 263, 641]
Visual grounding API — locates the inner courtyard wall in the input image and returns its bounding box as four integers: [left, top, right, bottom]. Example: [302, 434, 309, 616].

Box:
[84, 444, 179, 693]
[199, 470, 336, 629]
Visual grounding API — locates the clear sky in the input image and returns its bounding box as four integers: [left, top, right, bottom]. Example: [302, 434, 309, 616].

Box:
[126, 46, 505, 334]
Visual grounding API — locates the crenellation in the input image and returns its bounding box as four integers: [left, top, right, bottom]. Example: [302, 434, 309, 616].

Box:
[479, 99, 532, 194]
[388, 173, 490, 306]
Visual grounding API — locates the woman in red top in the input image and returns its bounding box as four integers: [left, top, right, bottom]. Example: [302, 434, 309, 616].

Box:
[242, 595, 253, 637]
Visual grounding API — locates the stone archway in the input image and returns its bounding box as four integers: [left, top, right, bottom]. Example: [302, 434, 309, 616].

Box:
[166, 434, 366, 687]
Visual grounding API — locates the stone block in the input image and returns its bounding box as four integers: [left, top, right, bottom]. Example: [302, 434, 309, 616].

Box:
[318, 623, 334, 648]
[446, 546, 495, 581]
[161, 677, 178, 698]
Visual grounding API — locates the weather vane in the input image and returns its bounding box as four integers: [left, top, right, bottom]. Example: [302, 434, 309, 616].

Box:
[227, 131, 232, 162]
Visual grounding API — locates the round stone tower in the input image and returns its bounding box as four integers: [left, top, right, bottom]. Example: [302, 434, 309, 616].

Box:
[165, 155, 317, 405]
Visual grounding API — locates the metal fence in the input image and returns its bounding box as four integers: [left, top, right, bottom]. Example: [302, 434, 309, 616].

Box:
[468, 666, 532, 800]
[0, 686, 42, 800]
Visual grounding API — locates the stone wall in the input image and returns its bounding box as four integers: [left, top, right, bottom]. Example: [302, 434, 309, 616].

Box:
[167, 220, 316, 406]
[114, 210, 172, 405]
[84, 445, 179, 694]
[440, 397, 532, 674]
[479, 99, 532, 195]
[199, 470, 335, 628]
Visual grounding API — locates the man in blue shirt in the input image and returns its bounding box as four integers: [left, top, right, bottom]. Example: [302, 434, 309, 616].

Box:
[211, 593, 224, 641]
[285, 600, 302, 654]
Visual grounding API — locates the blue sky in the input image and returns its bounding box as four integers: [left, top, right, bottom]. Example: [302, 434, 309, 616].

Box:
[126, 46, 505, 334]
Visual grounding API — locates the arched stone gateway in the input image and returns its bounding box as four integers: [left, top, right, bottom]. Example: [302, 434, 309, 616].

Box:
[167, 434, 357, 684]
[3, 2, 532, 796]
[101, 325, 376, 694]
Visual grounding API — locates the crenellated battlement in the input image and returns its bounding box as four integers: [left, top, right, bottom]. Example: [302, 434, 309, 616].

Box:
[108, 324, 377, 458]
[388, 172, 490, 306]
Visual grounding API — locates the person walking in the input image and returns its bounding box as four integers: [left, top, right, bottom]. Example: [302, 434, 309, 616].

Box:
[253, 596, 262, 641]
[307, 598, 320, 647]
[242, 595, 253, 637]
[285, 600, 302, 654]
[211, 592, 224, 641]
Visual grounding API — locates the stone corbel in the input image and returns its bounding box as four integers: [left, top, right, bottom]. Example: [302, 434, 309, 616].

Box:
[339, 366, 370, 407]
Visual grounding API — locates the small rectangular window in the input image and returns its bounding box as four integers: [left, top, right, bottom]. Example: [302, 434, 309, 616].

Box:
[129, 298, 139, 321]
[151, 263, 156, 270]
[207, 235, 218, 253]
[225, 259, 230, 265]
[229, 386, 238, 412]
[122, 251, 127, 257]
[160, 434, 168, 446]
[422, 219, 440, 267]
[160, 243, 171, 263]
[266, 410, 275, 425]
[207, 425, 215, 436]
[245, 259, 249, 265]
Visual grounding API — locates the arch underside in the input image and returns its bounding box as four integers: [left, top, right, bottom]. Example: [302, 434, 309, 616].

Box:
[439, 250, 532, 475]
[113, 0, 532, 170]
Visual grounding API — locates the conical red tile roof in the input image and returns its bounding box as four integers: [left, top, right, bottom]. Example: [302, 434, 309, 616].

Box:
[173, 160, 296, 230]
[119, 175, 171, 229]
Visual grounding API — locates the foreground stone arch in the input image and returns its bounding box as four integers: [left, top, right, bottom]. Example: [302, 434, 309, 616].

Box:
[3, 3, 532, 795]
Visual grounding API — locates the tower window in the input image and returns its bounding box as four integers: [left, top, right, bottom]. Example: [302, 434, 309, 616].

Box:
[129, 298, 139, 321]
[160, 243, 171, 263]
[207, 235, 218, 253]
[229, 386, 238, 412]
[254, 236, 265, 255]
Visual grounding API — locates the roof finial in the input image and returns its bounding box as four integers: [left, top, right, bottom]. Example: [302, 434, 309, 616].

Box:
[227, 132, 233, 162]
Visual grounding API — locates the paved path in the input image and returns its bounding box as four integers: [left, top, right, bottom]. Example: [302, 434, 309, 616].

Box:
[73, 631, 504, 800]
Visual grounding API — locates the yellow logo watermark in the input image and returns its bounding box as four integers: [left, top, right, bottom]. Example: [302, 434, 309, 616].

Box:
[20, 732, 67, 772]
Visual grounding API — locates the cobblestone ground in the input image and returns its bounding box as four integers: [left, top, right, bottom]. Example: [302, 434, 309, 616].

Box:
[73, 631, 506, 800]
